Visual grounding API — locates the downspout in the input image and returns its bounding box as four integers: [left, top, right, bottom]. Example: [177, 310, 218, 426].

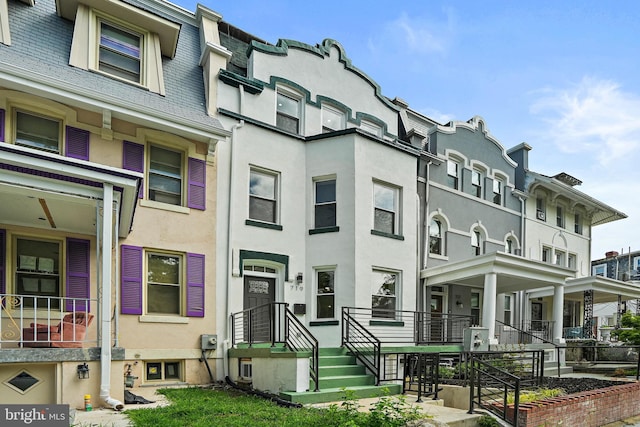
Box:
[99, 184, 124, 410]
[223, 118, 244, 379]
[420, 160, 431, 312]
[518, 196, 526, 326]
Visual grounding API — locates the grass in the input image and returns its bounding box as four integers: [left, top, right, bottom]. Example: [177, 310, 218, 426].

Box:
[125, 387, 425, 427]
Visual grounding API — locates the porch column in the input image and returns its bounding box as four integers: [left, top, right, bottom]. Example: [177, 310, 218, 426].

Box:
[552, 284, 565, 344]
[481, 272, 497, 345]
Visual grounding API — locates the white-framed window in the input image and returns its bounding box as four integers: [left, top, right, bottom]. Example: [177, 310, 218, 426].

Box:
[633, 257, 640, 274]
[493, 178, 503, 205]
[505, 237, 515, 254]
[321, 105, 345, 133]
[568, 254, 577, 270]
[574, 213, 582, 234]
[504, 295, 512, 326]
[536, 198, 546, 221]
[145, 361, 182, 382]
[14, 110, 62, 154]
[15, 237, 62, 309]
[447, 160, 460, 190]
[556, 206, 565, 228]
[471, 228, 482, 256]
[147, 252, 182, 315]
[373, 182, 400, 235]
[371, 270, 399, 319]
[316, 269, 335, 319]
[148, 144, 183, 206]
[314, 179, 336, 228]
[471, 290, 482, 326]
[249, 168, 279, 224]
[542, 246, 551, 263]
[429, 218, 444, 255]
[593, 264, 606, 277]
[276, 91, 301, 134]
[98, 20, 142, 84]
[555, 250, 566, 266]
[360, 119, 382, 137]
[472, 170, 482, 198]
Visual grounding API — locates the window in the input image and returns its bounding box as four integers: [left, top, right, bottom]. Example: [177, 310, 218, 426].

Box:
[536, 198, 546, 221]
[146, 361, 181, 382]
[471, 229, 482, 256]
[429, 219, 443, 255]
[505, 237, 515, 254]
[371, 270, 398, 318]
[472, 170, 482, 198]
[492, 179, 503, 205]
[556, 206, 565, 228]
[316, 270, 335, 319]
[149, 145, 183, 206]
[249, 169, 278, 223]
[504, 295, 512, 326]
[322, 105, 345, 133]
[574, 213, 582, 234]
[99, 21, 142, 83]
[147, 252, 181, 315]
[15, 238, 61, 309]
[471, 291, 481, 326]
[568, 254, 577, 270]
[593, 264, 606, 277]
[360, 120, 382, 137]
[276, 92, 300, 134]
[542, 246, 551, 263]
[447, 160, 460, 190]
[555, 250, 566, 266]
[314, 179, 336, 228]
[15, 111, 61, 154]
[373, 182, 399, 235]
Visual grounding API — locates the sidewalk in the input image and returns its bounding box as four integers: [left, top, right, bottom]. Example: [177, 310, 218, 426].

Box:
[72, 389, 169, 427]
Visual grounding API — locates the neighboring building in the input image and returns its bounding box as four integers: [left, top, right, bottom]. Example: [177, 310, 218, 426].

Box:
[0, 0, 229, 409]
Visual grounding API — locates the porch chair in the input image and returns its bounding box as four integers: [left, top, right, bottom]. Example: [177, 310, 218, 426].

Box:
[22, 312, 94, 348]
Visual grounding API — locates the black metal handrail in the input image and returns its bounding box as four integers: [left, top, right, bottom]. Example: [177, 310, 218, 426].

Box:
[284, 308, 319, 392]
[342, 307, 381, 385]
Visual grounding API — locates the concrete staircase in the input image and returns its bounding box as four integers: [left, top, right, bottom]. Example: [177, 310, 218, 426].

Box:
[279, 347, 402, 404]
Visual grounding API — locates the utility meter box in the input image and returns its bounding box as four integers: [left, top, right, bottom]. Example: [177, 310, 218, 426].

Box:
[201, 334, 218, 350]
[463, 327, 489, 351]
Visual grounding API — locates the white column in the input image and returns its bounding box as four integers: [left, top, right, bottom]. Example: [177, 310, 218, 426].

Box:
[482, 272, 498, 344]
[553, 284, 565, 344]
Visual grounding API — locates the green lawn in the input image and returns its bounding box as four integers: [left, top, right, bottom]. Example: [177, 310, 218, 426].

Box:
[125, 387, 424, 427]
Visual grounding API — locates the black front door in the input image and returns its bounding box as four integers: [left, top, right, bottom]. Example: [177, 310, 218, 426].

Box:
[243, 276, 275, 342]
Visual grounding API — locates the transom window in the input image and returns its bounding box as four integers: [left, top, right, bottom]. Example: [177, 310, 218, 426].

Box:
[322, 105, 345, 133]
[315, 179, 336, 228]
[472, 170, 482, 197]
[371, 270, 398, 319]
[373, 182, 399, 235]
[15, 238, 61, 309]
[447, 160, 460, 190]
[15, 111, 61, 154]
[276, 92, 300, 134]
[147, 252, 182, 315]
[149, 145, 183, 206]
[249, 169, 278, 223]
[429, 218, 443, 255]
[493, 179, 503, 205]
[99, 21, 142, 83]
[316, 270, 335, 319]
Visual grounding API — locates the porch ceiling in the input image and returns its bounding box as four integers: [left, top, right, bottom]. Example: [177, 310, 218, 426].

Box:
[421, 252, 573, 293]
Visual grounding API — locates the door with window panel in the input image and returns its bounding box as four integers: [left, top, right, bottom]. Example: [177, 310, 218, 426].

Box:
[243, 276, 275, 342]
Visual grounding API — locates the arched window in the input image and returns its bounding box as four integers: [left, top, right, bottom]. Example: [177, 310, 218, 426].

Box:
[429, 218, 443, 255]
[472, 228, 482, 256]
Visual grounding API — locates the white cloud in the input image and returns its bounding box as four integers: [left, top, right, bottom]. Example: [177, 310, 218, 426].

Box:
[530, 77, 640, 166]
[416, 107, 454, 125]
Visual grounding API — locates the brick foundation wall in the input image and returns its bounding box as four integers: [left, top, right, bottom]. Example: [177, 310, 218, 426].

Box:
[517, 381, 640, 427]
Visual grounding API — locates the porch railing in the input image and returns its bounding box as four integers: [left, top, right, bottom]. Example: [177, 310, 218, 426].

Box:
[343, 306, 472, 344]
[230, 302, 319, 392]
[1, 294, 97, 347]
[495, 320, 554, 345]
[342, 307, 381, 385]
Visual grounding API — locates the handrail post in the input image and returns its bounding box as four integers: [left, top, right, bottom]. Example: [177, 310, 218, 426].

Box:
[468, 353, 475, 414]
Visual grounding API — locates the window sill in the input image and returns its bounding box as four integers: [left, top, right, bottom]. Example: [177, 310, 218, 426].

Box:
[140, 199, 190, 214]
[428, 253, 448, 261]
[309, 226, 340, 235]
[369, 320, 405, 327]
[139, 315, 189, 324]
[370, 230, 404, 240]
[310, 320, 339, 326]
[245, 219, 283, 231]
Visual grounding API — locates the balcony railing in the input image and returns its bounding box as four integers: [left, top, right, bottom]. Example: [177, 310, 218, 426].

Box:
[1, 294, 98, 348]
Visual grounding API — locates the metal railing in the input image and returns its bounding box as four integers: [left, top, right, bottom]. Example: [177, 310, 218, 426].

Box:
[344, 306, 472, 344]
[342, 307, 381, 385]
[1, 294, 97, 347]
[495, 320, 562, 376]
[562, 326, 595, 339]
[230, 302, 319, 391]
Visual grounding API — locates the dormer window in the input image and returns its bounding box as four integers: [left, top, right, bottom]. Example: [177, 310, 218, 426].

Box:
[322, 105, 345, 133]
[99, 22, 142, 84]
[360, 119, 382, 138]
[276, 91, 301, 134]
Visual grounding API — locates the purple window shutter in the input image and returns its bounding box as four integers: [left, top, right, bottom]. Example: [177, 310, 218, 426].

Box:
[65, 126, 90, 160]
[123, 141, 144, 198]
[121, 245, 143, 315]
[186, 253, 205, 317]
[0, 229, 5, 294]
[0, 109, 5, 142]
[187, 158, 206, 210]
[66, 238, 90, 312]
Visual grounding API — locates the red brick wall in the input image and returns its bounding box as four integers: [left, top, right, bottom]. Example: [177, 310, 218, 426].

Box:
[517, 382, 640, 427]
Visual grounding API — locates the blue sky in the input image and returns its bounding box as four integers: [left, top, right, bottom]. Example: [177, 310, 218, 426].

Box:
[176, 0, 639, 260]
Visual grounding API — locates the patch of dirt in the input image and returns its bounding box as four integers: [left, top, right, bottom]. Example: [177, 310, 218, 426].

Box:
[540, 377, 630, 395]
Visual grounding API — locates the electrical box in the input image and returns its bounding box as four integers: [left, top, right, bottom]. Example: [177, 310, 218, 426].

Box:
[463, 327, 489, 351]
[293, 303, 306, 315]
[201, 334, 218, 350]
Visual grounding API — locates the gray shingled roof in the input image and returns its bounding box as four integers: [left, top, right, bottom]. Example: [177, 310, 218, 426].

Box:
[1, 0, 225, 135]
